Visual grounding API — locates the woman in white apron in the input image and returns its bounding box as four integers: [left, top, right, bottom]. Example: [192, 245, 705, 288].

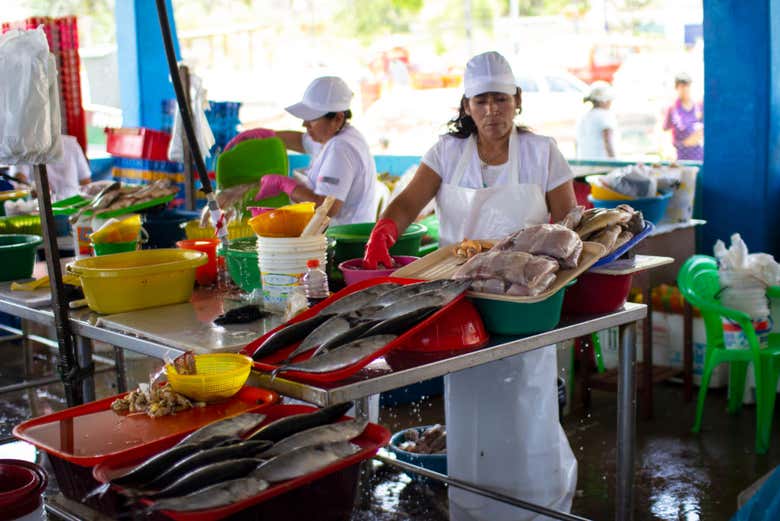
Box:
[251, 76, 378, 226]
[363, 52, 578, 521]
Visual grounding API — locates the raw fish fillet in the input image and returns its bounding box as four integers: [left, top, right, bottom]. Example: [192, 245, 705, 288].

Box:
[492, 224, 583, 269]
[453, 251, 559, 289]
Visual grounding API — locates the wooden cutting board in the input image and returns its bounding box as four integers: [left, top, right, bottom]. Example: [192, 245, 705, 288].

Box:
[394, 241, 607, 303]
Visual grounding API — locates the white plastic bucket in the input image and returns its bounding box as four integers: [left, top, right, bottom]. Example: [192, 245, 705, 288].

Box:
[257, 235, 328, 311]
[722, 316, 773, 350]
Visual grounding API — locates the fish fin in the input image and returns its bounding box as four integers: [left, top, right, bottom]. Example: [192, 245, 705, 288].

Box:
[270, 366, 286, 381]
[82, 482, 111, 501]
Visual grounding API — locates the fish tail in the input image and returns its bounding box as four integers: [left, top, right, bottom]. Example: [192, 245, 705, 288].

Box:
[82, 482, 111, 501]
[270, 366, 285, 381]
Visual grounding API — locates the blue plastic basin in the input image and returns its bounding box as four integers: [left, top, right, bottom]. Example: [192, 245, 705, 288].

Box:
[588, 192, 673, 224]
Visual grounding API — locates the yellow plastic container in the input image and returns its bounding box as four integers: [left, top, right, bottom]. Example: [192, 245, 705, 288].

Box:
[67, 249, 207, 314]
[89, 214, 142, 244]
[165, 353, 252, 402]
[248, 202, 315, 237]
[586, 175, 636, 201]
[184, 219, 254, 241]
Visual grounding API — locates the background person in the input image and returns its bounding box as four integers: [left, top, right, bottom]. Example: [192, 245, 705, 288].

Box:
[575, 80, 617, 159]
[663, 72, 703, 161]
[9, 135, 91, 200]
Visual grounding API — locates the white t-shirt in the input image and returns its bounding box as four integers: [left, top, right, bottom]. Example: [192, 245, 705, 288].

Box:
[10, 135, 91, 200]
[302, 124, 377, 226]
[422, 131, 573, 191]
[575, 108, 617, 159]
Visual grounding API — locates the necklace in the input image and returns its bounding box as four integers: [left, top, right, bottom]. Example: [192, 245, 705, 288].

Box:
[476, 139, 508, 186]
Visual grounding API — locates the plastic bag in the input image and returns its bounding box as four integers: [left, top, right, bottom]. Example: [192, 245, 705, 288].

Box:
[715, 234, 780, 318]
[0, 28, 62, 164]
[603, 164, 657, 198]
[168, 71, 215, 162]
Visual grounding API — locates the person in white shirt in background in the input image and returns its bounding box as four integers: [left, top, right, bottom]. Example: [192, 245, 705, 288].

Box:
[9, 135, 91, 201]
[575, 81, 617, 159]
[253, 76, 378, 226]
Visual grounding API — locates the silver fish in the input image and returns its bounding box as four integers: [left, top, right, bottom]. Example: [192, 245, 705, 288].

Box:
[371, 279, 465, 307]
[69, 181, 121, 223]
[148, 474, 269, 513]
[253, 441, 360, 483]
[263, 419, 368, 458]
[361, 280, 470, 322]
[144, 458, 261, 499]
[178, 412, 267, 446]
[286, 315, 368, 362]
[318, 283, 401, 316]
[309, 321, 377, 358]
[276, 335, 396, 375]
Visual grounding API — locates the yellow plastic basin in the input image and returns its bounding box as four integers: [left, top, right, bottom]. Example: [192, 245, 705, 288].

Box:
[165, 353, 252, 402]
[586, 175, 636, 201]
[67, 249, 207, 314]
[248, 202, 315, 237]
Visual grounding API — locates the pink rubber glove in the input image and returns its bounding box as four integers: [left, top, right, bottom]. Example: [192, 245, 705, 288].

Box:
[255, 174, 298, 200]
[223, 128, 275, 152]
[362, 219, 399, 269]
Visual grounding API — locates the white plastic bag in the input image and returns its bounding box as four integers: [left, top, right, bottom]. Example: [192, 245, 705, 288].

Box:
[168, 71, 215, 162]
[0, 28, 62, 164]
[714, 234, 780, 318]
[603, 164, 657, 198]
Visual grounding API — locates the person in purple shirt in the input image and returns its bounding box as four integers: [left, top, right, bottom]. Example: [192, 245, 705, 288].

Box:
[663, 73, 703, 160]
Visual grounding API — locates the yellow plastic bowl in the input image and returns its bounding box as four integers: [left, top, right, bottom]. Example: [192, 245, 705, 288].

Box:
[586, 175, 636, 201]
[165, 353, 252, 402]
[184, 219, 254, 241]
[67, 249, 207, 314]
[248, 202, 315, 238]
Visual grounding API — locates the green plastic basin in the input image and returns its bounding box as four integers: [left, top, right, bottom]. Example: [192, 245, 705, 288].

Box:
[327, 222, 427, 266]
[93, 241, 137, 256]
[471, 282, 574, 336]
[0, 234, 42, 282]
[219, 237, 262, 292]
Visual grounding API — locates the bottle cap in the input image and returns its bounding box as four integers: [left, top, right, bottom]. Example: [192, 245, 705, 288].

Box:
[306, 259, 320, 269]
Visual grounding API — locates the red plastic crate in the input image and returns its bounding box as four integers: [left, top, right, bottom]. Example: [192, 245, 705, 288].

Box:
[106, 127, 172, 160]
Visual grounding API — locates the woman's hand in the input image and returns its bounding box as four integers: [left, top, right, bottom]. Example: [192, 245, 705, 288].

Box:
[363, 219, 399, 269]
[255, 174, 299, 200]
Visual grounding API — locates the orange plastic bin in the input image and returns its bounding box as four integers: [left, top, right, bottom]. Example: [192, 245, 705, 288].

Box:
[177, 239, 221, 286]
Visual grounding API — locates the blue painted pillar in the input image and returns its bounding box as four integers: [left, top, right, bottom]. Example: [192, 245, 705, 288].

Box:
[702, 0, 780, 255]
[115, 0, 181, 130]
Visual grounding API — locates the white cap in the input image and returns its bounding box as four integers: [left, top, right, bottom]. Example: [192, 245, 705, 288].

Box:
[463, 51, 517, 98]
[285, 76, 353, 121]
[585, 81, 615, 103]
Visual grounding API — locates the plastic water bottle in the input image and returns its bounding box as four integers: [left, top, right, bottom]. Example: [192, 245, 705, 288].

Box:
[303, 259, 329, 306]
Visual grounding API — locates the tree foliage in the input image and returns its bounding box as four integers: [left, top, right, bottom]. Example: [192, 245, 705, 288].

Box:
[20, 0, 115, 45]
[337, 0, 425, 39]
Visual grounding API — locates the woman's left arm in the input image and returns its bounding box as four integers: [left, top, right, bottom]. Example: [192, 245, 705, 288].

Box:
[547, 181, 577, 222]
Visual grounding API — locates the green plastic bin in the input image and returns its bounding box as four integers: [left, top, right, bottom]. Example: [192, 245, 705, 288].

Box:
[219, 237, 262, 292]
[326, 222, 427, 266]
[0, 234, 42, 281]
[93, 241, 137, 256]
[471, 282, 574, 336]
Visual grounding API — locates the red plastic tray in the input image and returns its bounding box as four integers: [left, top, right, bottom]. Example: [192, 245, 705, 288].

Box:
[13, 386, 279, 467]
[93, 404, 390, 521]
[241, 277, 469, 383]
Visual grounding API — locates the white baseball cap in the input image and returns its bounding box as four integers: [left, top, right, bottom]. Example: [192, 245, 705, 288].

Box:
[285, 76, 354, 121]
[585, 81, 615, 103]
[463, 51, 518, 98]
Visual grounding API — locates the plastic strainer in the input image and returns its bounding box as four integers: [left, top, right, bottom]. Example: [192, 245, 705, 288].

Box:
[166, 354, 252, 402]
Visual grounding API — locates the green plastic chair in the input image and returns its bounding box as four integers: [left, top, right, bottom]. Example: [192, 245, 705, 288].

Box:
[215, 137, 290, 209]
[678, 254, 780, 454]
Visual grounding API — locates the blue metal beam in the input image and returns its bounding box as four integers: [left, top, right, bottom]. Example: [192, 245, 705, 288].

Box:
[115, 0, 181, 130]
[703, 0, 780, 255]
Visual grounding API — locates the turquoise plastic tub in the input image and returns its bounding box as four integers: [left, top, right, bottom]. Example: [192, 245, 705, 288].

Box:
[588, 192, 672, 224]
[471, 282, 574, 336]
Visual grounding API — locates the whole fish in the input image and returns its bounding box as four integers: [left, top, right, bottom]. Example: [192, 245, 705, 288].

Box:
[275, 335, 397, 375]
[178, 412, 267, 447]
[107, 444, 201, 490]
[362, 280, 470, 322]
[253, 441, 361, 483]
[146, 474, 270, 513]
[142, 458, 261, 499]
[251, 314, 331, 361]
[362, 306, 439, 337]
[69, 181, 121, 223]
[317, 283, 401, 316]
[286, 314, 375, 362]
[246, 402, 352, 443]
[142, 439, 273, 492]
[263, 419, 368, 458]
[309, 321, 377, 358]
[370, 279, 465, 307]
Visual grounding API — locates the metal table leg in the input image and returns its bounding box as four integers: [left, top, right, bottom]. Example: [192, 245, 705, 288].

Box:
[353, 396, 370, 420]
[113, 347, 127, 393]
[76, 337, 95, 403]
[616, 322, 637, 521]
[21, 319, 34, 378]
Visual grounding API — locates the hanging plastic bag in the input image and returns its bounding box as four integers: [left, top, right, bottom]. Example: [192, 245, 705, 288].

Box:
[0, 28, 62, 164]
[168, 70, 215, 163]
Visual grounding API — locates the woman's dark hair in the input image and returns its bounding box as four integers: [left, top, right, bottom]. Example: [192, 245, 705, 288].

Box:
[447, 88, 529, 138]
[324, 110, 351, 132]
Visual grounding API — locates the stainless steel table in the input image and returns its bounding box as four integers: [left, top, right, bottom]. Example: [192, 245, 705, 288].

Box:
[0, 280, 645, 520]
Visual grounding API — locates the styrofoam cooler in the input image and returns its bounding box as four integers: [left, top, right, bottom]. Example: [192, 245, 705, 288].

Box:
[257, 235, 328, 312]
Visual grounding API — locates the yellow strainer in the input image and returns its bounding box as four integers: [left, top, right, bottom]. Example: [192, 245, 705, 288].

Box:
[165, 353, 252, 402]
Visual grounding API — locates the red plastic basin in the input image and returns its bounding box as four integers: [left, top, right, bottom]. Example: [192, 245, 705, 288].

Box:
[177, 238, 221, 286]
[338, 256, 419, 286]
[0, 460, 47, 519]
[562, 271, 632, 315]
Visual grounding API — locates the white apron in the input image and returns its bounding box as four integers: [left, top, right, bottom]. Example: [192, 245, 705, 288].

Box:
[436, 132, 577, 521]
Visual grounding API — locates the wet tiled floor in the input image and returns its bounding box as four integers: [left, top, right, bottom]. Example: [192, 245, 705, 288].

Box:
[2, 334, 780, 520]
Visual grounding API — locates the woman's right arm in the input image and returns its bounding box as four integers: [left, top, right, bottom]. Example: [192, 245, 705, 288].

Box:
[275, 131, 305, 153]
[381, 163, 442, 232]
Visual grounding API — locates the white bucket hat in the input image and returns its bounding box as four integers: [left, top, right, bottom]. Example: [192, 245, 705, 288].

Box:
[585, 81, 615, 103]
[463, 51, 517, 98]
[285, 76, 354, 121]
